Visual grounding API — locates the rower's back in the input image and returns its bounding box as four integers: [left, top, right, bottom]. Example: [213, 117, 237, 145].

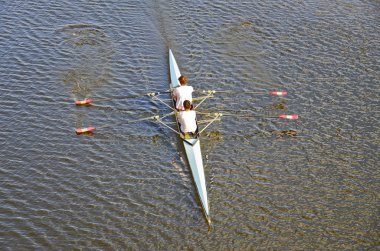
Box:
[173, 75, 193, 110]
[178, 109, 197, 133]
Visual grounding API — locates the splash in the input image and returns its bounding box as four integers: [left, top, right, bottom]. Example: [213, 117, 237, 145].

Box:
[56, 24, 113, 100]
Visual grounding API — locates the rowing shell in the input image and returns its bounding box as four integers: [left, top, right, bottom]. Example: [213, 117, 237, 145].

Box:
[169, 49, 210, 224]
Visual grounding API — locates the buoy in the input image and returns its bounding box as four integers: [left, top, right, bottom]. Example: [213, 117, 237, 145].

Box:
[75, 127, 96, 134]
[75, 99, 93, 105]
[279, 115, 299, 120]
[270, 91, 287, 96]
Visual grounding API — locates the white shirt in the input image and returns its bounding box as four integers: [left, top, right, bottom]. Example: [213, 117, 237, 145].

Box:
[178, 110, 197, 133]
[173, 86, 193, 110]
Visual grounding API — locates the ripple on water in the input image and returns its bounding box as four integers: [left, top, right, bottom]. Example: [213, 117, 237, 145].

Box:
[0, 0, 379, 250]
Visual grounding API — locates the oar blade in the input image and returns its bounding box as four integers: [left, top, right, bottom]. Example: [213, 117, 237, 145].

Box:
[75, 99, 93, 105]
[75, 127, 96, 134]
[279, 115, 299, 120]
[269, 91, 287, 96]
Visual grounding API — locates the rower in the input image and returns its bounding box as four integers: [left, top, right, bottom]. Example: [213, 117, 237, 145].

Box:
[173, 75, 193, 110]
[178, 100, 197, 138]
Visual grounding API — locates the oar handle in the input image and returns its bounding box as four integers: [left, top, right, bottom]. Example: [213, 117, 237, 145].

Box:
[147, 91, 171, 97]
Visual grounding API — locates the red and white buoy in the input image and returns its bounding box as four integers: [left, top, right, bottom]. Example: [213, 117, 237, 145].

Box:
[75, 127, 96, 134]
[75, 99, 93, 105]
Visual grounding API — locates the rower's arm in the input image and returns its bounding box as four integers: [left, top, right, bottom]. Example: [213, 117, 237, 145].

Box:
[173, 87, 178, 100]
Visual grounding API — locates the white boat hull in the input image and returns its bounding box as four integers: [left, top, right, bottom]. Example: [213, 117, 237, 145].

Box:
[169, 49, 210, 222]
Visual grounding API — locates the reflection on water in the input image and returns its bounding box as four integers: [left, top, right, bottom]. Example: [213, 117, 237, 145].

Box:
[0, 0, 378, 250]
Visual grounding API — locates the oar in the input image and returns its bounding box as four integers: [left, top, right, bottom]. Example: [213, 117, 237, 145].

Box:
[75, 115, 161, 135]
[75, 91, 171, 106]
[75, 96, 139, 105]
[224, 113, 299, 120]
[75, 110, 177, 135]
[199, 113, 223, 134]
[198, 112, 299, 120]
[195, 90, 287, 96]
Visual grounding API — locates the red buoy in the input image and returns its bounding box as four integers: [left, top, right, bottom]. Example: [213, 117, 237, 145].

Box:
[75, 127, 96, 134]
[75, 99, 93, 105]
[279, 115, 299, 120]
[269, 91, 287, 96]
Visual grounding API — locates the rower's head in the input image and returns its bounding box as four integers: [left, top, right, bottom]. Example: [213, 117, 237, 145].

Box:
[183, 100, 191, 110]
[178, 75, 188, 86]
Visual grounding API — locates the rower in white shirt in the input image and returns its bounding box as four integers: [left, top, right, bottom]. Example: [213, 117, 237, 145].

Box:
[178, 100, 197, 137]
[173, 75, 193, 110]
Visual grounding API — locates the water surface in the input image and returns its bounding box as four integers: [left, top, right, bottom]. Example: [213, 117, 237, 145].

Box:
[0, 0, 379, 250]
